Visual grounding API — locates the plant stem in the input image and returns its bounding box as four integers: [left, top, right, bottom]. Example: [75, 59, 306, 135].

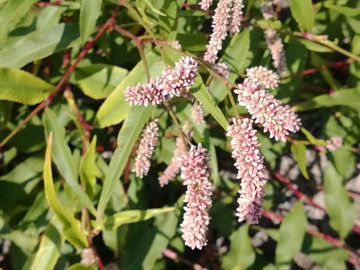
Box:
[0, 12, 117, 148]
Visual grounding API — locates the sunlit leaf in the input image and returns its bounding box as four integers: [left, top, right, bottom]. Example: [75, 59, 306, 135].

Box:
[288, 0, 314, 31]
[79, 0, 102, 45]
[291, 143, 309, 180]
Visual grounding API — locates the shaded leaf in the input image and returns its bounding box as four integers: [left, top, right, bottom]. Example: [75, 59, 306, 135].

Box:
[79, 0, 102, 45]
[67, 263, 97, 270]
[103, 207, 174, 230]
[288, 0, 314, 31]
[329, 148, 356, 180]
[29, 218, 65, 270]
[324, 160, 355, 238]
[221, 224, 255, 270]
[301, 127, 326, 146]
[75, 64, 128, 99]
[79, 136, 98, 195]
[43, 108, 97, 216]
[96, 105, 153, 225]
[293, 88, 360, 112]
[0, 0, 38, 44]
[275, 201, 307, 270]
[291, 143, 309, 180]
[0, 23, 80, 68]
[324, 2, 360, 17]
[0, 68, 53, 105]
[43, 133, 88, 248]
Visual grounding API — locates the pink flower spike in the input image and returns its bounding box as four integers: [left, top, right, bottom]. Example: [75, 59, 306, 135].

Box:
[178, 143, 212, 250]
[246, 66, 280, 89]
[260, 2, 275, 19]
[226, 118, 267, 224]
[326, 137, 343, 151]
[264, 29, 287, 74]
[199, 0, 213, 10]
[228, 0, 244, 34]
[191, 103, 205, 124]
[132, 119, 159, 178]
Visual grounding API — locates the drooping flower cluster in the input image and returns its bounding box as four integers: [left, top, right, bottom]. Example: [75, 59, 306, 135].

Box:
[158, 122, 193, 187]
[264, 29, 287, 74]
[178, 143, 212, 249]
[199, 0, 213, 10]
[203, 0, 244, 64]
[226, 118, 267, 224]
[234, 79, 301, 142]
[260, 2, 275, 19]
[191, 103, 205, 124]
[132, 119, 159, 178]
[326, 137, 343, 151]
[124, 56, 198, 106]
[246, 66, 280, 89]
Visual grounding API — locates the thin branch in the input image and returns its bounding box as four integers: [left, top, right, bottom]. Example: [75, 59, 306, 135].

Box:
[0, 12, 117, 148]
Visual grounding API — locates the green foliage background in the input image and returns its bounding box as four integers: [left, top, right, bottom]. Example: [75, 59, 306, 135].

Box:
[0, 0, 360, 269]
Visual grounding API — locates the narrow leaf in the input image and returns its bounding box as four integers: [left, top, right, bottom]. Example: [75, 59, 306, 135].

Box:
[79, 136, 98, 195]
[44, 133, 88, 248]
[29, 218, 65, 270]
[43, 108, 97, 216]
[0, 23, 80, 68]
[191, 76, 229, 130]
[103, 207, 174, 230]
[301, 127, 326, 146]
[324, 2, 360, 17]
[291, 144, 309, 180]
[275, 201, 307, 270]
[0, 68, 53, 105]
[67, 263, 97, 270]
[293, 88, 360, 112]
[96, 105, 153, 225]
[79, 0, 102, 45]
[221, 224, 255, 270]
[324, 160, 355, 238]
[288, 0, 314, 31]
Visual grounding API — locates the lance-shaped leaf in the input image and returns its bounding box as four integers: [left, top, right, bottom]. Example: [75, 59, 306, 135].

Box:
[0, 68, 53, 105]
[79, 0, 102, 44]
[29, 217, 65, 270]
[275, 201, 307, 270]
[44, 133, 88, 248]
[79, 136, 98, 196]
[103, 207, 175, 230]
[43, 108, 97, 216]
[291, 143, 309, 180]
[288, 0, 314, 31]
[96, 105, 153, 225]
[324, 160, 355, 238]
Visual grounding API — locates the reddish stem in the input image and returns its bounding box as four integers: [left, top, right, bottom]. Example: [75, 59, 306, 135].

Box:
[0, 12, 117, 148]
[35, 0, 63, 7]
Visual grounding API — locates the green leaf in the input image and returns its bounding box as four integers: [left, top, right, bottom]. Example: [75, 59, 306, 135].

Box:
[221, 224, 255, 270]
[329, 149, 356, 180]
[0, 68, 53, 105]
[43, 133, 88, 248]
[275, 201, 307, 270]
[0, 155, 43, 211]
[103, 207, 174, 230]
[291, 144, 309, 180]
[0, 23, 80, 68]
[96, 105, 153, 225]
[301, 127, 326, 146]
[79, 0, 102, 45]
[191, 76, 229, 130]
[75, 64, 128, 99]
[43, 108, 97, 216]
[324, 160, 355, 238]
[159, 0, 179, 39]
[302, 234, 348, 270]
[288, 0, 314, 31]
[95, 50, 163, 128]
[324, 2, 360, 17]
[79, 136, 97, 195]
[293, 88, 360, 112]
[210, 29, 250, 103]
[0, 0, 38, 44]
[29, 218, 65, 270]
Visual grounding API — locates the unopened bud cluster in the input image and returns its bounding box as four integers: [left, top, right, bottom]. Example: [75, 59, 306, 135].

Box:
[326, 137, 343, 151]
[125, 56, 198, 106]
